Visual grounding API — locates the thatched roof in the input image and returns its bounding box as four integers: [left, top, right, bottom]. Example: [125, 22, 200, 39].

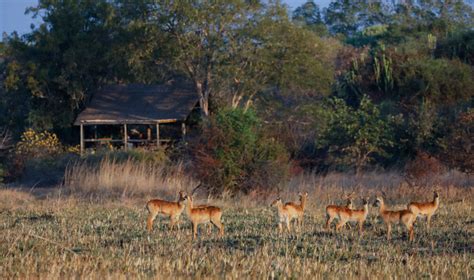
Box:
[74, 83, 198, 125]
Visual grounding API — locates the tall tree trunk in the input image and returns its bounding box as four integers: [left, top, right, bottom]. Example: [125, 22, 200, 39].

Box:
[196, 81, 209, 116]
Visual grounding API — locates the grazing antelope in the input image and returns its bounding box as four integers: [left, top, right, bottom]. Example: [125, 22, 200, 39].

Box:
[185, 195, 224, 239]
[374, 196, 415, 241]
[146, 191, 187, 233]
[325, 197, 354, 230]
[407, 191, 440, 229]
[335, 198, 369, 234]
[284, 192, 308, 230]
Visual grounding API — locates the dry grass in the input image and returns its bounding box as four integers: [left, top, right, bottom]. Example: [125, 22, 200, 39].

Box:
[63, 158, 473, 204]
[1, 165, 473, 278]
[64, 158, 197, 200]
[0, 187, 472, 278]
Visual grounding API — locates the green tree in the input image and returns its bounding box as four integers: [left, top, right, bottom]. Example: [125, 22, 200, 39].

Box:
[324, 0, 390, 37]
[132, 1, 336, 114]
[191, 108, 290, 194]
[393, 0, 474, 37]
[292, 0, 328, 35]
[3, 0, 120, 133]
[147, 0, 266, 116]
[438, 109, 473, 173]
[315, 96, 396, 173]
[436, 30, 474, 65]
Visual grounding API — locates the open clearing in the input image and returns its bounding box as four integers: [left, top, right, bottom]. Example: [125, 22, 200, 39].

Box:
[0, 189, 472, 278]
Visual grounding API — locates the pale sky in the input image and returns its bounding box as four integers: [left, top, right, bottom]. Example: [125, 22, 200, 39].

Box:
[0, 0, 332, 36]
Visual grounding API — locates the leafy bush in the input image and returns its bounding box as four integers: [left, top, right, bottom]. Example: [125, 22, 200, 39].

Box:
[190, 108, 290, 195]
[15, 129, 63, 159]
[436, 30, 474, 65]
[314, 96, 396, 173]
[438, 109, 474, 174]
[395, 58, 474, 107]
[404, 151, 446, 186]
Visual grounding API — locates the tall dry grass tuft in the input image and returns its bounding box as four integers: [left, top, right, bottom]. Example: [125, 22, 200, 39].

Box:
[0, 188, 36, 210]
[275, 171, 473, 210]
[63, 155, 473, 208]
[63, 157, 196, 199]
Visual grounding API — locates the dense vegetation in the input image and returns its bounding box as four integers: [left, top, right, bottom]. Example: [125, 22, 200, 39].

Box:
[0, 0, 473, 193]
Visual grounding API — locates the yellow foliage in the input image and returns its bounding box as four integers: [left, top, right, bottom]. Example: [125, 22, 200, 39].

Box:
[16, 129, 63, 158]
[66, 144, 81, 155]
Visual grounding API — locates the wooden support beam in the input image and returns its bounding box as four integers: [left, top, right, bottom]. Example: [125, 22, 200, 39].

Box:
[147, 126, 152, 141]
[124, 124, 128, 150]
[156, 123, 160, 148]
[181, 122, 186, 141]
[80, 124, 84, 156]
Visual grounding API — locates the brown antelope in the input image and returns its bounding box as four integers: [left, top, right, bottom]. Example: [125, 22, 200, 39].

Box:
[284, 192, 308, 230]
[407, 191, 440, 229]
[271, 198, 292, 233]
[146, 191, 187, 232]
[185, 195, 224, 239]
[334, 198, 369, 234]
[374, 196, 415, 241]
[325, 197, 354, 230]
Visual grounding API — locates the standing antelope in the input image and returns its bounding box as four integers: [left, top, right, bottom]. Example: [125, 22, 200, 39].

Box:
[271, 198, 292, 233]
[284, 192, 308, 230]
[407, 191, 440, 229]
[325, 197, 354, 230]
[146, 191, 187, 232]
[185, 195, 224, 239]
[334, 198, 369, 234]
[374, 196, 415, 241]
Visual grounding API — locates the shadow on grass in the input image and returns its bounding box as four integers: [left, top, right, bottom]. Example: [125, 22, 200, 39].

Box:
[11, 213, 56, 228]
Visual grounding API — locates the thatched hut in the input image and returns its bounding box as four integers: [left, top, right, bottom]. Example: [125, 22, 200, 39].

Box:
[74, 83, 198, 154]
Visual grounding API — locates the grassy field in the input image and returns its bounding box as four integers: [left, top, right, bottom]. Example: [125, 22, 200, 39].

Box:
[0, 186, 472, 279]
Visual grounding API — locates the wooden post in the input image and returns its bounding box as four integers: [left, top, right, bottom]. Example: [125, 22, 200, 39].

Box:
[80, 124, 84, 155]
[124, 123, 128, 150]
[181, 122, 186, 141]
[147, 126, 152, 141]
[156, 123, 160, 148]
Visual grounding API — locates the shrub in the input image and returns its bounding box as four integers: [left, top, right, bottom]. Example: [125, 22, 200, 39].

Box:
[15, 129, 62, 159]
[190, 108, 290, 195]
[438, 110, 474, 174]
[404, 151, 446, 186]
[314, 96, 396, 173]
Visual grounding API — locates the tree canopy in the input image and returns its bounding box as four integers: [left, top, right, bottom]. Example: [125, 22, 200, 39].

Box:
[1, 0, 473, 178]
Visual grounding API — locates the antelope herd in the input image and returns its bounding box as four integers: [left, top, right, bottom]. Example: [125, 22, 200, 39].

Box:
[146, 189, 440, 242]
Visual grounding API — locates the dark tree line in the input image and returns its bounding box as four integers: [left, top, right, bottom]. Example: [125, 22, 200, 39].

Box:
[0, 0, 473, 187]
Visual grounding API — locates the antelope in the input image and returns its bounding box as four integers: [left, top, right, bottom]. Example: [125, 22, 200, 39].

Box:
[270, 198, 292, 233]
[334, 198, 370, 234]
[146, 191, 187, 233]
[374, 196, 415, 241]
[284, 192, 308, 230]
[407, 191, 440, 229]
[325, 196, 354, 230]
[185, 195, 224, 239]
